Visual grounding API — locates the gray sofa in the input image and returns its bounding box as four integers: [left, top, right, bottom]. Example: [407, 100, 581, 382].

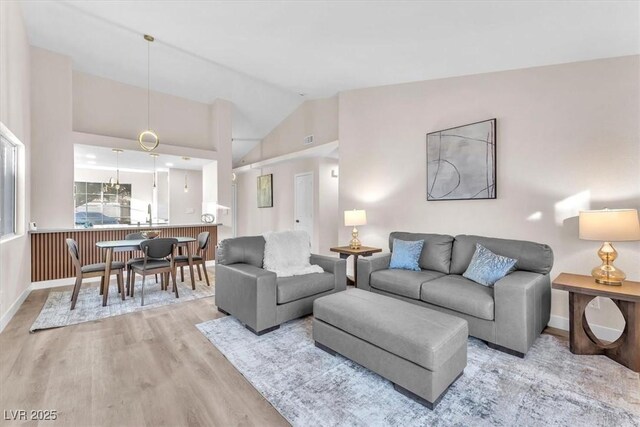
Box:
[215, 235, 347, 335]
[358, 232, 554, 356]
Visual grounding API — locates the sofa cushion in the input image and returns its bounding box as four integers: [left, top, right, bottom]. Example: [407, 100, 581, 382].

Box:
[371, 269, 444, 300]
[463, 244, 517, 286]
[389, 239, 424, 271]
[421, 275, 495, 320]
[389, 232, 454, 274]
[277, 272, 334, 304]
[450, 235, 553, 275]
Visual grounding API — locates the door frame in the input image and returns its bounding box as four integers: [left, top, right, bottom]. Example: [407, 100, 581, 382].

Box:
[293, 172, 314, 242]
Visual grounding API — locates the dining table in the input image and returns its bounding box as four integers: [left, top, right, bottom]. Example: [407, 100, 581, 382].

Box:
[95, 236, 196, 306]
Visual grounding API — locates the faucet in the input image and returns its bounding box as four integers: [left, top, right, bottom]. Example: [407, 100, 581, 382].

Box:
[147, 204, 152, 226]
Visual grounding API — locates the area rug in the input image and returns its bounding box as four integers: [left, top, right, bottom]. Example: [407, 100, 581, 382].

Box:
[30, 272, 215, 332]
[196, 316, 640, 427]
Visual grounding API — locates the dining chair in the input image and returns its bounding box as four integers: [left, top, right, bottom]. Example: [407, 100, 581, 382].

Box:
[174, 231, 211, 287]
[66, 238, 125, 310]
[125, 232, 158, 294]
[128, 238, 178, 306]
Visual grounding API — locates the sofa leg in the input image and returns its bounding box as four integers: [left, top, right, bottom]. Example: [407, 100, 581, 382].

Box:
[485, 341, 525, 358]
[314, 341, 337, 356]
[245, 324, 280, 336]
[217, 307, 229, 315]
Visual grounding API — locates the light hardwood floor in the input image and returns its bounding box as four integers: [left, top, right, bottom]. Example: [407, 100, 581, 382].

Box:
[0, 271, 288, 427]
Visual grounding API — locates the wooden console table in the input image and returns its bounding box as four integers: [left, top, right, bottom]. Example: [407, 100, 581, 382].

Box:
[330, 246, 382, 287]
[552, 273, 639, 372]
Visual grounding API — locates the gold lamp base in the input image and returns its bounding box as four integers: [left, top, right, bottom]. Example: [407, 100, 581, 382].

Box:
[349, 227, 361, 250]
[591, 242, 625, 286]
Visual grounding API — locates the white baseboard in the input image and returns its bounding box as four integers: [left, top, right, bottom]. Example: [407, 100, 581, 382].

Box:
[0, 286, 31, 334]
[548, 315, 623, 343]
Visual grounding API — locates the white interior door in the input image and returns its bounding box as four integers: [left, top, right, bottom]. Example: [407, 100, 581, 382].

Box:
[294, 172, 314, 242]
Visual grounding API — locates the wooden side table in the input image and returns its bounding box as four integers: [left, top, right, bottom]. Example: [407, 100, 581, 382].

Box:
[552, 273, 640, 372]
[329, 246, 382, 287]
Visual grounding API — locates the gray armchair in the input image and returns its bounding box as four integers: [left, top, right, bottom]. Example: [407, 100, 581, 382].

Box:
[215, 236, 347, 335]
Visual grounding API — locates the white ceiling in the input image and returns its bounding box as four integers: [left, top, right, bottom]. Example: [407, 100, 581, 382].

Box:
[74, 144, 214, 173]
[21, 1, 639, 159]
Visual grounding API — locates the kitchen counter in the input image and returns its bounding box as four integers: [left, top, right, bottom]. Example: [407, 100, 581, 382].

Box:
[30, 224, 219, 282]
[30, 223, 221, 234]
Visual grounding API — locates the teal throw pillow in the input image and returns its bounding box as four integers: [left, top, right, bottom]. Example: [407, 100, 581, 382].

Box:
[463, 244, 517, 287]
[389, 239, 424, 271]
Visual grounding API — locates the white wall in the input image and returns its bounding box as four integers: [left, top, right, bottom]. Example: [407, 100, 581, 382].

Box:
[338, 56, 640, 332]
[0, 1, 31, 327]
[169, 168, 203, 224]
[236, 156, 339, 255]
[239, 96, 338, 166]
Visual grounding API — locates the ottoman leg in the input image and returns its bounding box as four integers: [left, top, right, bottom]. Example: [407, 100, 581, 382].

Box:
[315, 341, 337, 356]
[394, 371, 463, 410]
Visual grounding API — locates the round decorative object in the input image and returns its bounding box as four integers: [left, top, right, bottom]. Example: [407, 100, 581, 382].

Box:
[138, 130, 159, 152]
[141, 230, 160, 239]
[201, 213, 215, 224]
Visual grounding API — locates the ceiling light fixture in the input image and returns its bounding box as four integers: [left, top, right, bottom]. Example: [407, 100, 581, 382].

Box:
[111, 148, 123, 190]
[138, 34, 159, 152]
[150, 153, 159, 188]
[183, 157, 190, 192]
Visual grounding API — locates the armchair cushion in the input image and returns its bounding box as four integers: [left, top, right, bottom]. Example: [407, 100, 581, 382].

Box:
[277, 272, 335, 304]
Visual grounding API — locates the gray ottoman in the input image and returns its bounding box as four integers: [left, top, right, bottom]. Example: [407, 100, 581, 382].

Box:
[313, 288, 468, 409]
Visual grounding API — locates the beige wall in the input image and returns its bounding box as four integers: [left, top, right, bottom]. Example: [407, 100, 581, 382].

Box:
[73, 71, 212, 149]
[169, 168, 203, 225]
[0, 1, 31, 326]
[338, 56, 640, 333]
[236, 157, 339, 255]
[239, 96, 338, 165]
[30, 47, 233, 231]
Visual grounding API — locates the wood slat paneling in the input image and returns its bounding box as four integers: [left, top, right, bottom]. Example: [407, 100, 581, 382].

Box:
[31, 226, 218, 282]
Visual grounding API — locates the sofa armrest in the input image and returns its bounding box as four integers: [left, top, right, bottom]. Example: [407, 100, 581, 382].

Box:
[311, 254, 347, 292]
[357, 253, 392, 291]
[493, 271, 551, 355]
[215, 263, 278, 333]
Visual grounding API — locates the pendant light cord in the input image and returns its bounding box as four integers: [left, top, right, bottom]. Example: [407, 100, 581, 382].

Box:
[147, 40, 150, 130]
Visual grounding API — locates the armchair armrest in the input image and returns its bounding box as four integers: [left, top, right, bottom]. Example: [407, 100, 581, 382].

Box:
[215, 263, 278, 333]
[357, 253, 392, 291]
[311, 254, 347, 292]
[494, 271, 551, 355]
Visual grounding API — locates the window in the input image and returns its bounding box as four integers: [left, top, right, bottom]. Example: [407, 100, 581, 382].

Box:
[74, 181, 132, 225]
[0, 132, 18, 237]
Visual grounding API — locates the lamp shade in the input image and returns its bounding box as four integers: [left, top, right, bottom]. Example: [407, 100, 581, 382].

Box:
[579, 209, 640, 241]
[344, 209, 367, 227]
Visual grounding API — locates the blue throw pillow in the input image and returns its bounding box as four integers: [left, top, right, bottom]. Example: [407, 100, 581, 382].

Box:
[463, 244, 517, 287]
[389, 239, 424, 271]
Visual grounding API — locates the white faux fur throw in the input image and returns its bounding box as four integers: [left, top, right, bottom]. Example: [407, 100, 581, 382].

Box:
[263, 230, 324, 277]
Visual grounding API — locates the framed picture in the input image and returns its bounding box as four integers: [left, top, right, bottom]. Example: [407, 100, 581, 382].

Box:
[257, 174, 273, 208]
[426, 118, 496, 201]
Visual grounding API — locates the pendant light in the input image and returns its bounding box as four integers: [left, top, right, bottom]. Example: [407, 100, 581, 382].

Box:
[183, 157, 190, 192]
[138, 34, 159, 152]
[150, 153, 159, 188]
[112, 149, 123, 190]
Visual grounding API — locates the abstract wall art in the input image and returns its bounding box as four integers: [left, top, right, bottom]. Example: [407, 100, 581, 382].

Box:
[426, 118, 496, 201]
[257, 173, 273, 208]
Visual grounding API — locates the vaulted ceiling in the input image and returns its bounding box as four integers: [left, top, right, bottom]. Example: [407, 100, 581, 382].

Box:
[20, 1, 639, 160]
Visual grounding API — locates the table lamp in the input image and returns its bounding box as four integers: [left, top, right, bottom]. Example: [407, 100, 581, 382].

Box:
[579, 208, 640, 285]
[344, 209, 367, 249]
